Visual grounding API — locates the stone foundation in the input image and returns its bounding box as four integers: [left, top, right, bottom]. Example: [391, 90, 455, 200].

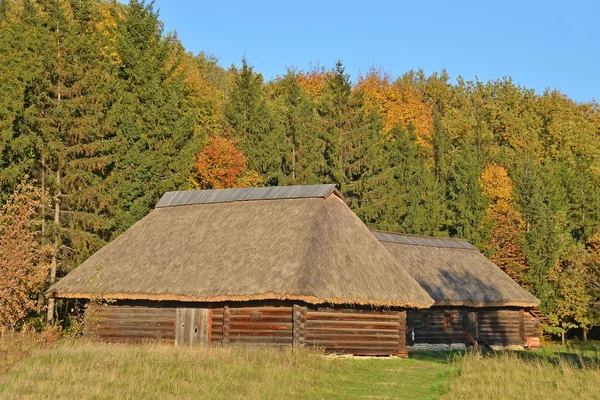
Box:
[407, 343, 466, 351]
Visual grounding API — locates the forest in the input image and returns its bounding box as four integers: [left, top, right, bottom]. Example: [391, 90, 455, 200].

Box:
[1, 0, 599, 340]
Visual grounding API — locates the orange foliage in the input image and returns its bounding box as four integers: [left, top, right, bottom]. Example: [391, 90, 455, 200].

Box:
[481, 164, 528, 282]
[191, 136, 263, 189]
[297, 66, 330, 100]
[356, 70, 433, 145]
[0, 178, 51, 328]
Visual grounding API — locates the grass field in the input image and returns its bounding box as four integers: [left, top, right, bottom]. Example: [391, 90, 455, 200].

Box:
[1, 332, 599, 399]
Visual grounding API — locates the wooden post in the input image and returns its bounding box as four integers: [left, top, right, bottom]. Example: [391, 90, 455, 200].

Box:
[222, 306, 230, 346]
[519, 310, 525, 343]
[398, 311, 407, 357]
[293, 305, 307, 348]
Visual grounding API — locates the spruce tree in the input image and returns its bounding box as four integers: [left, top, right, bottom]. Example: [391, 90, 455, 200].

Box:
[104, 0, 201, 234]
[270, 70, 324, 185]
[225, 57, 282, 185]
[355, 126, 444, 235]
[317, 61, 384, 205]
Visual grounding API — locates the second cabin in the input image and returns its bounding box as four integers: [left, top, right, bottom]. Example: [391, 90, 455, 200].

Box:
[375, 231, 542, 350]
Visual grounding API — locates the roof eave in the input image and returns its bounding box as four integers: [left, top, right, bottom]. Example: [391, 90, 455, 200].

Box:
[45, 290, 433, 309]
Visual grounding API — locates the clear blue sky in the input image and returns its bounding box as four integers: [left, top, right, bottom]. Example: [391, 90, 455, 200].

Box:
[152, 0, 599, 103]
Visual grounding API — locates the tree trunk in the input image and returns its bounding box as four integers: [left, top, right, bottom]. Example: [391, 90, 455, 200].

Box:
[561, 331, 565, 346]
[47, 168, 60, 323]
[583, 328, 588, 341]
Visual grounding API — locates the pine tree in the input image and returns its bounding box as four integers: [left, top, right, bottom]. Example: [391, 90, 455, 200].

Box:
[444, 139, 489, 247]
[270, 70, 324, 185]
[103, 0, 201, 233]
[355, 126, 444, 235]
[225, 57, 282, 185]
[317, 61, 384, 205]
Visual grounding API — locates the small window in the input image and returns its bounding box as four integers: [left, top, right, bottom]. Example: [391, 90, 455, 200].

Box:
[443, 312, 454, 331]
[421, 313, 430, 329]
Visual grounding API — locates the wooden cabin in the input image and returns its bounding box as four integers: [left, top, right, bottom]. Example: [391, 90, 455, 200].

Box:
[46, 185, 433, 356]
[374, 231, 542, 350]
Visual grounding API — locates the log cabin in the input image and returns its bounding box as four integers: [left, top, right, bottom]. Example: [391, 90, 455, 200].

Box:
[46, 185, 433, 356]
[374, 231, 542, 350]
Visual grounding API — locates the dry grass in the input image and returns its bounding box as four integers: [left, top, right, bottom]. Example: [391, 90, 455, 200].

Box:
[1, 335, 599, 400]
[0, 327, 57, 374]
[443, 349, 600, 400]
[0, 341, 453, 400]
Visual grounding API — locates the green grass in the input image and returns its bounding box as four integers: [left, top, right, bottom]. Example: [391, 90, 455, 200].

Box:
[0, 337, 599, 400]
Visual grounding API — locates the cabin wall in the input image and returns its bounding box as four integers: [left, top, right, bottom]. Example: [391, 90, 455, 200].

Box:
[304, 308, 406, 356]
[85, 302, 177, 343]
[85, 301, 407, 356]
[406, 309, 466, 350]
[407, 307, 541, 350]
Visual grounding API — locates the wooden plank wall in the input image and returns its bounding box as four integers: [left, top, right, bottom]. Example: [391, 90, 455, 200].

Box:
[406, 309, 465, 345]
[86, 304, 177, 344]
[477, 309, 524, 345]
[86, 302, 409, 355]
[524, 311, 540, 338]
[225, 306, 293, 346]
[304, 308, 403, 356]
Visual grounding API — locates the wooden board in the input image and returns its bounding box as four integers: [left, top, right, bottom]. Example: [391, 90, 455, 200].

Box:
[176, 308, 209, 346]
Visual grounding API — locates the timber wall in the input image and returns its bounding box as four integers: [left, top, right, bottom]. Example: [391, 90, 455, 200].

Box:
[85, 302, 177, 343]
[407, 307, 541, 347]
[85, 301, 407, 356]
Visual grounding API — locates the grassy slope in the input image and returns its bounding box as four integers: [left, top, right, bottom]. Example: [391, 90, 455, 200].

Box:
[1, 339, 599, 399]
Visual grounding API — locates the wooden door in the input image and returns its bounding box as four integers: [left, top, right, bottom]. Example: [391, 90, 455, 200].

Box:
[176, 308, 209, 346]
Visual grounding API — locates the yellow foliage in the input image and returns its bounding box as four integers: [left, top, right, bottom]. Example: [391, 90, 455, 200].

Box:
[297, 67, 330, 100]
[481, 164, 513, 201]
[356, 69, 433, 146]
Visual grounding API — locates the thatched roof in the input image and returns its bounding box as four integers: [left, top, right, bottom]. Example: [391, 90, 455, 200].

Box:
[374, 231, 539, 308]
[47, 185, 434, 308]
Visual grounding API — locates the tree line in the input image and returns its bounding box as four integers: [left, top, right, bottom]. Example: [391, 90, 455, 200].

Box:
[1, 0, 599, 340]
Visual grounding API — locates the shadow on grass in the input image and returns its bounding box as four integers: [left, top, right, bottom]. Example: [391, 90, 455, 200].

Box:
[499, 341, 600, 369]
[408, 350, 464, 364]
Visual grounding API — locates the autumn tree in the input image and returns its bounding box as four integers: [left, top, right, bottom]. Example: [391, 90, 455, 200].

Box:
[357, 69, 433, 144]
[296, 65, 330, 101]
[546, 245, 594, 344]
[0, 178, 50, 328]
[190, 136, 262, 189]
[481, 164, 528, 282]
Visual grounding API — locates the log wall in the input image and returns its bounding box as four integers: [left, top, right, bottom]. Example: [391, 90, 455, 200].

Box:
[85, 302, 177, 343]
[407, 309, 464, 345]
[85, 301, 407, 356]
[226, 306, 293, 346]
[304, 308, 405, 356]
[407, 307, 541, 347]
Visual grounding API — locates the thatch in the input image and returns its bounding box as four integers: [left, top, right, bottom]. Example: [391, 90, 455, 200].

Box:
[374, 231, 539, 308]
[46, 185, 433, 308]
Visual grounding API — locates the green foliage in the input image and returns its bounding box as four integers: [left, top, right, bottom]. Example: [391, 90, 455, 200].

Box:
[225, 57, 283, 184]
[356, 126, 444, 235]
[317, 61, 384, 205]
[270, 69, 324, 185]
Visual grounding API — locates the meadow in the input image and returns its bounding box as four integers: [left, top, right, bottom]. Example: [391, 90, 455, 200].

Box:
[1, 331, 599, 399]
